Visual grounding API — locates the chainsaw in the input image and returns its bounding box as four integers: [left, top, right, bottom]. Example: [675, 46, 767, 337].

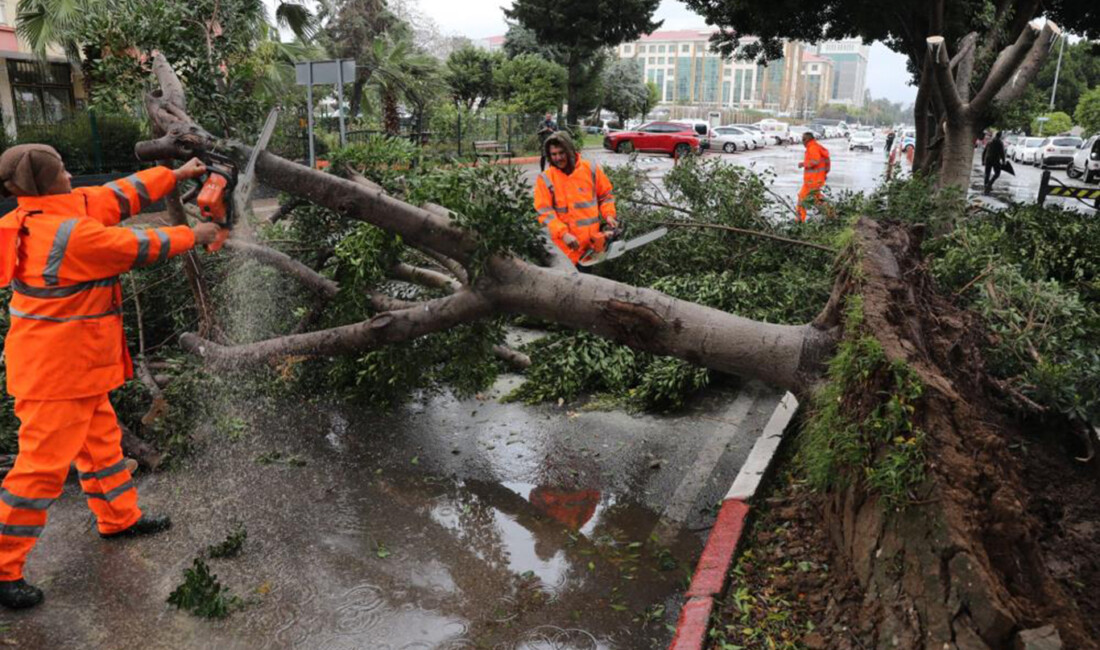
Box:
[186, 109, 280, 252]
[578, 224, 668, 267]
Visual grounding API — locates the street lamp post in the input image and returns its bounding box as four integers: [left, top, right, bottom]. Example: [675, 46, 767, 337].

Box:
[1049, 34, 1066, 111]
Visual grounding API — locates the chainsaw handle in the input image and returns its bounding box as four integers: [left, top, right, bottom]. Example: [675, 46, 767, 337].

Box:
[204, 227, 230, 254]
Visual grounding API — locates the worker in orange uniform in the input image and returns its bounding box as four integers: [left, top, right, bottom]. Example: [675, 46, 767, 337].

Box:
[796, 131, 831, 222]
[533, 132, 617, 265]
[0, 144, 219, 609]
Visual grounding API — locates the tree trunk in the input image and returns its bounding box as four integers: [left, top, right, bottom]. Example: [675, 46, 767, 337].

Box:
[821, 219, 1098, 650]
[565, 53, 581, 131]
[383, 90, 400, 135]
[349, 77, 365, 119]
[939, 118, 978, 191]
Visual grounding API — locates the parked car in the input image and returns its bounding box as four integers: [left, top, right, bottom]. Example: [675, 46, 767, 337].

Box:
[1067, 134, 1100, 184]
[788, 126, 810, 142]
[1013, 137, 1046, 164]
[603, 122, 704, 157]
[711, 126, 755, 153]
[1003, 134, 1021, 158]
[1037, 136, 1083, 169]
[754, 120, 792, 144]
[729, 124, 769, 148]
[849, 130, 875, 152]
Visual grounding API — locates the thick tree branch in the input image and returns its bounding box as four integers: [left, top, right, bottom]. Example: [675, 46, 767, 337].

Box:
[181, 291, 494, 370]
[992, 22, 1061, 107]
[971, 19, 1049, 111]
[952, 32, 979, 102]
[926, 36, 967, 121]
[224, 239, 340, 299]
[390, 262, 463, 293]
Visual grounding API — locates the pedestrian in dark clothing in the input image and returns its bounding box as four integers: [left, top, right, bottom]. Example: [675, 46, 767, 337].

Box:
[983, 131, 1006, 194]
[884, 131, 896, 158]
[538, 113, 558, 171]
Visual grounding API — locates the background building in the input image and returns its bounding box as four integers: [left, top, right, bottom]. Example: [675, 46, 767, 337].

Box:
[800, 52, 834, 116]
[0, 0, 86, 138]
[615, 30, 810, 115]
[815, 39, 870, 107]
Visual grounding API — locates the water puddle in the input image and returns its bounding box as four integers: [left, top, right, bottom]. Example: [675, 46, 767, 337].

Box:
[6, 389, 720, 649]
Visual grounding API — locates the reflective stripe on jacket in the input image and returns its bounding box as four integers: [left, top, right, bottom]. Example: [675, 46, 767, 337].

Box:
[803, 140, 831, 187]
[1, 167, 196, 399]
[533, 156, 616, 263]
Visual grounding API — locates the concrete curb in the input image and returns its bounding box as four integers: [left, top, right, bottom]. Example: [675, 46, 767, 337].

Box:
[669, 392, 799, 650]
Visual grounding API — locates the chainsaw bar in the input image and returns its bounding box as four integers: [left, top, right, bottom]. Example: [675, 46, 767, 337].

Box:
[578, 227, 668, 267]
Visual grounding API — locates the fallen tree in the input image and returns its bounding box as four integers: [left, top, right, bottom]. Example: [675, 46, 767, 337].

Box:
[130, 56, 1098, 648]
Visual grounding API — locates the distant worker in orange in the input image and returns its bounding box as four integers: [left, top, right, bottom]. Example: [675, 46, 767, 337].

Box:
[533, 132, 617, 265]
[0, 144, 219, 609]
[797, 131, 831, 222]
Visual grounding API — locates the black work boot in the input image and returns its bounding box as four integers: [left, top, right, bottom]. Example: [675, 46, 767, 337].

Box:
[0, 579, 44, 609]
[100, 514, 172, 539]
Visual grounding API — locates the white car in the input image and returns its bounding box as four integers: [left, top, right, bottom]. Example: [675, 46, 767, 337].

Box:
[730, 124, 770, 148]
[1014, 137, 1045, 165]
[1003, 134, 1021, 159]
[1067, 134, 1100, 184]
[848, 130, 875, 152]
[1037, 136, 1083, 169]
[711, 126, 755, 153]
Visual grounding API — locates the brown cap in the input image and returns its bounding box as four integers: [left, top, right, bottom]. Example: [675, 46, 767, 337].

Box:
[0, 144, 65, 198]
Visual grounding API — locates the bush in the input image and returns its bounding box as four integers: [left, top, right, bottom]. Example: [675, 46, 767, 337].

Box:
[14, 113, 147, 174]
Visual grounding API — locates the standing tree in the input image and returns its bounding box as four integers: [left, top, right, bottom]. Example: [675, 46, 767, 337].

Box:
[601, 59, 647, 125]
[493, 54, 567, 116]
[1076, 86, 1100, 134]
[444, 45, 502, 111]
[1031, 110, 1074, 135]
[683, 0, 1100, 189]
[504, 0, 661, 129]
[640, 81, 661, 122]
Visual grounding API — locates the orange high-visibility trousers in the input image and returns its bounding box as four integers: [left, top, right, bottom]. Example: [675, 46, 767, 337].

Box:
[797, 181, 826, 222]
[0, 394, 140, 580]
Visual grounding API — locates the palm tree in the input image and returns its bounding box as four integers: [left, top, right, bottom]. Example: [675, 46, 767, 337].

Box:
[362, 34, 440, 134]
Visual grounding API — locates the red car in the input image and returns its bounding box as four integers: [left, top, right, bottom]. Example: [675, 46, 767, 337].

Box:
[603, 122, 705, 157]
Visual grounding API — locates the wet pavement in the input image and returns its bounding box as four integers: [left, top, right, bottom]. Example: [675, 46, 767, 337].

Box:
[1, 364, 784, 649]
[557, 139, 1097, 217]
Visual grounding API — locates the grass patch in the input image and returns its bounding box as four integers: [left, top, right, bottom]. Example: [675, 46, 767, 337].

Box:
[799, 295, 927, 508]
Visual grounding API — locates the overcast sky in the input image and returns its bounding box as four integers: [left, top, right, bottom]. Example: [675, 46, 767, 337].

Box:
[266, 0, 919, 105]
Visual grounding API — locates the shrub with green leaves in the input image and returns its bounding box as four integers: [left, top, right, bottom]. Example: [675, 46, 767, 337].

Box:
[167, 558, 241, 619]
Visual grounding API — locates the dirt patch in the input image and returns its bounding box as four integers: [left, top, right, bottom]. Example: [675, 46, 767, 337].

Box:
[1015, 424, 1100, 642]
[711, 473, 870, 650]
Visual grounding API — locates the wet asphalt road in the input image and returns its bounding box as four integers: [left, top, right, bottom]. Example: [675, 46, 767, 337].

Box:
[554, 137, 1097, 217]
[1, 346, 784, 649]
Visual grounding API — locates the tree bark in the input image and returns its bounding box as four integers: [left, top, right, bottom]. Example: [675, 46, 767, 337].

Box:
[137, 53, 837, 397]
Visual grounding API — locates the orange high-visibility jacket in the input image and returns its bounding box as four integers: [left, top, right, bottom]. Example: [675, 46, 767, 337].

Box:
[533, 156, 616, 263]
[803, 140, 831, 188]
[0, 167, 195, 400]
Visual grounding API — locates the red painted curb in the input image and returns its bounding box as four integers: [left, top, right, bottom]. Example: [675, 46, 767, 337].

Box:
[668, 596, 714, 650]
[686, 499, 751, 598]
[668, 499, 752, 650]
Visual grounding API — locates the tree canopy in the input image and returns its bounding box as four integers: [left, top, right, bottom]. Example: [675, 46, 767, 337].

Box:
[504, 0, 661, 127]
[493, 54, 568, 116]
[601, 60, 647, 124]
[444, 46, 502, 112]
[1075, 86, 1100, 134]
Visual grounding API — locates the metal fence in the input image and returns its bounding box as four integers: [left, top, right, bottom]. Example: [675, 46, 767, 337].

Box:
[1, 111, 150, 175]
[297, 111, 549, 162]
